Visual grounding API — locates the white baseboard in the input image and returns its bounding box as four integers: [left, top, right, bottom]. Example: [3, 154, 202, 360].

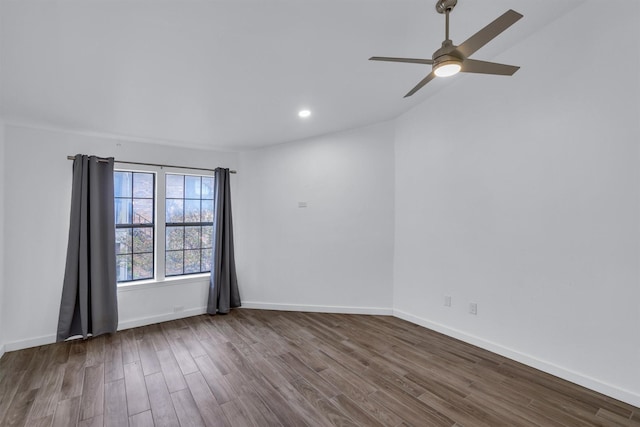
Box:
[3, 307, 208, 352]
[393, 309, 640, 408]
[4, 333, 56, 352]
[241, 301, 393, 316]
[0, 343, 5, 360]
[117, 306, 208, 331]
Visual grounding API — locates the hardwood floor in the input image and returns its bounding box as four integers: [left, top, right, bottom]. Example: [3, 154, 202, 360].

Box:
[0, 309, 638, 426]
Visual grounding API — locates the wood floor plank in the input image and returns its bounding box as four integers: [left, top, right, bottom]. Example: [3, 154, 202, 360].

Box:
[77, 414, 103, 427]
[27, 363, 65, 421]
[59, 343, 87, 400]
[124, 361, 151, 416]
[285, 378, 353, 425]
[2, 388, 38, 426]
[104, 334, 124, 383]
[193, 355, 234, 405]
[51, 396, 81, 427]
[144, 372, 180, 427]
[237, 392, 284, 427]
[168, 337, 200, 376]
[171, 388, 206, 427]
[184, 371, 230, 427]
[330, 393, 386, 427]
[148, 323, 171, 352]
[137, 333, 162, 376]
[156, 348, 188, 393]
[279, 352, 340, 399]
[103, 378, 128, 427]
[0, 369, 26, 423]
[199, 338, 236, 376]
[318, 367, 402, 426]
[18, 345, 51, 392]
[0, 309, 638, 427]
[85, 335, 105, 367]
[129, 410, 155, 427]
[219, 399, 255, 427]
[28, 414, 54, 427]
[79, 363, 104, 421]
[120, 329, 140, 365]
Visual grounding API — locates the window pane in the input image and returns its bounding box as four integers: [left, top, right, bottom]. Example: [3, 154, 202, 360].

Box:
[133, 253, 153, 280]
[184, 250, 201, 274]
[115, 199, 132, 225]
[133, 173, 154, 198]
[185, 176, 201, 199]
[202, 177, 214, 200]
[133, 199, 153, 224]
[116, 229, 132, 255]
[166, 226, 184, 250]
[166, 175, 184, 198]
[133, 227, 153, 253]
[202, 226, 212, 248]
[166, 250, 183, 276]
[201, 249, 212, 272]
[184, 226, 200, 249]
[184, 200, 200, 223]
[114, 172, 132, 198]
[116, 255, 132, 282]
[166, 199, 183, 223]
[202, 200, 213, 222]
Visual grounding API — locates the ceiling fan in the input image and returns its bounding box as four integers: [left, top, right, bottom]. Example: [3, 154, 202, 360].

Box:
[370, 0, 523, 98]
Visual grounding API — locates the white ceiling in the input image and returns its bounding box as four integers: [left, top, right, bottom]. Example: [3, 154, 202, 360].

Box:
[0, 0, 584, 150]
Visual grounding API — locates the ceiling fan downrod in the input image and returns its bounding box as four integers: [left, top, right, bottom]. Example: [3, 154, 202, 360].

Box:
[436, 0, 457, 41]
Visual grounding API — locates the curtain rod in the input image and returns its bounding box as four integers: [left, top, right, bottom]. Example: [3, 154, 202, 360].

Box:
[66, 155, 237, 174]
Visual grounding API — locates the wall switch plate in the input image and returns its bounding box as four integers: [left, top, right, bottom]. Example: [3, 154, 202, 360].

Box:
[444, 295, 452, 307]
[469, 303, 477, 315]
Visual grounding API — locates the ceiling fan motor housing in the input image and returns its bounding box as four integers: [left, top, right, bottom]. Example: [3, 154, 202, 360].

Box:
[432, 40, 461, 66]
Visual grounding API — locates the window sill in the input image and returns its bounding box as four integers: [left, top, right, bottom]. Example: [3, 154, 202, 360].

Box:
[117, 273, 211, 292]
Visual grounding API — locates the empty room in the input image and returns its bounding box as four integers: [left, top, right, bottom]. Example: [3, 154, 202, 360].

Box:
[0, 0, 638, 425]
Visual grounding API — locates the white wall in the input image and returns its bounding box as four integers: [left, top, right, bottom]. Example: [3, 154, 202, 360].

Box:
[393, 0, 640, 406]
[236, 121, 395, 313]
[0, 121, 5, 357]
[2, 124, 238, 350]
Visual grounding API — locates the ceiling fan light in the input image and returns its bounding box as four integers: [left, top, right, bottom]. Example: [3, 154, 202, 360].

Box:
[434, 60, 462, 77]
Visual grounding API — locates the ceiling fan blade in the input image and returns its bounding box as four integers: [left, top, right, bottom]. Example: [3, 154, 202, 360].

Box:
[455, 9, 523, 58]
[370, 56, 434, 65]
[461, 59, 519, 75]
[404, 71, 437, 98]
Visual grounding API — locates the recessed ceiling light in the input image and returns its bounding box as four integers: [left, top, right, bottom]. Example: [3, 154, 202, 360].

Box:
[298, 109, 311, 118]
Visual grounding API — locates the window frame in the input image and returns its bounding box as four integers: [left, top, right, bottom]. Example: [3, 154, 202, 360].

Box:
[114, 163, 215, 287]
[164, 173, 215, 277]
[114, 171, 156, 283]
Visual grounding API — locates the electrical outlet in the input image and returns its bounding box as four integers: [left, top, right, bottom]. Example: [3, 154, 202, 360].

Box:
[444, 295, 452, 307]
[469, 303, 477, 315]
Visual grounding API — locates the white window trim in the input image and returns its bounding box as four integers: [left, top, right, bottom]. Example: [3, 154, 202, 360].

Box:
[115, 162, 214, 287]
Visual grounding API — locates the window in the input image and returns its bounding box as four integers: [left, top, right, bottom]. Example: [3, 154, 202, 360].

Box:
[165, 174, 214, 276]
[114, 167, 214, 284]
[115, 171, 155, 282]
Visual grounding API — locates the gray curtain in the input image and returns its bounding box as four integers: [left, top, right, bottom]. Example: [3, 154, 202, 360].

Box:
[207, 168, 241, 314]
[57, 155, 118, 341]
